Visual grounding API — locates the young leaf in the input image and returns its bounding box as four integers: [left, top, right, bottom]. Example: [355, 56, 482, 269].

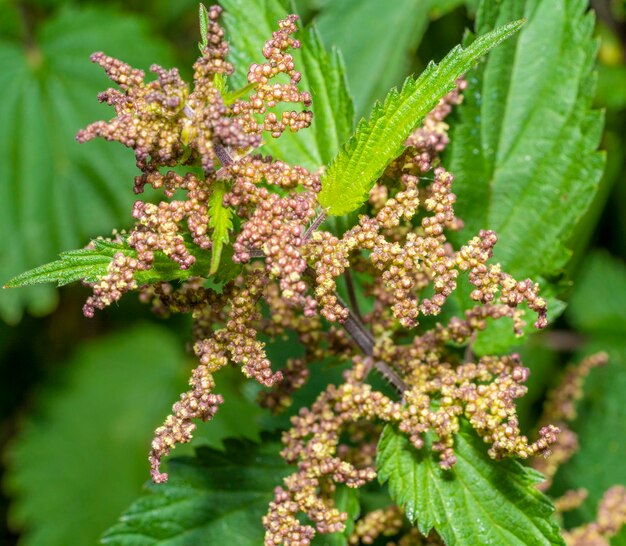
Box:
[4, 325, 189, 546]
[376, 424, 565, 546]
[447, 0, 605, 280]
[208, 180, 234, 275]
[220, 0, 354, 170]
[0, 6, 173, 323]
[4, 238, 216, 289]
[198, 3, 209, 52]
[317, 19, 524, 216]
[100, 439, 291, 545]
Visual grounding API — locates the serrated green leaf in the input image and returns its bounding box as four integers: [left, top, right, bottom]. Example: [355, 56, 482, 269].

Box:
[208, 180, 233, 275]
[100, 438, 291, 545]
[314, 0, 465, 118]
[198, 3, 209, 51]
[377, 424, 565, 546]
[0, 6, 173, 323]
[3, 325, 189, 546]
[220, 0, 354, 170]
[4, 238, 214, 289]
[447, 0, 605, 280]
[317, 19, 524, 216]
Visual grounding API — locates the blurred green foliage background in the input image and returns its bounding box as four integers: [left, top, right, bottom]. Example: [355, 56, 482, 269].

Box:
[0, 0, 625, 544]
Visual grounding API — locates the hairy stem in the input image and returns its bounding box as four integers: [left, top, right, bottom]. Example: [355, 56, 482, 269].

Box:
[343, 270, 362, 322]
[338, 297, 407, 393]
[302, 211, 327, 242]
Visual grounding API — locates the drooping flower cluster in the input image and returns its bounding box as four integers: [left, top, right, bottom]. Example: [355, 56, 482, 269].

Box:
[532, 352, 608, 491]
[232, 14, 313, 137]
[563, 486, 626, 546]
[147, 268, 283, 482]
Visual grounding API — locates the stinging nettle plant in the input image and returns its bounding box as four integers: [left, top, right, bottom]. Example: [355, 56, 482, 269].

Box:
[5, 1, 626, 545]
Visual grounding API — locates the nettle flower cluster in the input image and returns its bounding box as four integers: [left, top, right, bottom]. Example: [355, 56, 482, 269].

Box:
[78, 7, 561, 545]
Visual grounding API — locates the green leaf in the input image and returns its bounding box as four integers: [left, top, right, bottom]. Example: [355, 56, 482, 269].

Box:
[208, 180, 234, 275]
[376, 424, 565, 546]
[220, 0, 354, 170]
[4, 237, 214, 289]
[100, 438, 291, 545]
[0, 6, 173, 323]
[317, 19, 524, 217]
[3, 324, 189, 546]
[447, 0, 605, 280]
[314, 0, 465, 118]
[567, 251, 626, 335]
[198, 3, 209, 51]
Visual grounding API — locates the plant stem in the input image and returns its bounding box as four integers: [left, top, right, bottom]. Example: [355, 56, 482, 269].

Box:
[338, 297, 407, 394]
[251, 253, 407, 394]
[343, 270, 362, 322]
[214, 144, 234, 167]
[302, 211, 327, 242]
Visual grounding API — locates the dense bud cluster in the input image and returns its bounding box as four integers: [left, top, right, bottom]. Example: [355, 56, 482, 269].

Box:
[74, 9, 568, 546]
[348, 506, 444, 545]
[232, 14, 312, 138]
[265, 359, 402, 544]
[305, 146, 546, 332]
[349, 507, 404, 545]
[146, 268, 284, 481]
[83, 250, 139, 317]
[227, 155, 320, 310]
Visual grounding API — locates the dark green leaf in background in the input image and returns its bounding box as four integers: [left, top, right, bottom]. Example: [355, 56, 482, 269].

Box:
[377, 424, 565, 546]
[101, 439, 290, 546]
[447, 0, 605, 281]
[3, 323, 266, 546]
[551, 251, 626, 526]
[318, 19, 524, 216]
[312, 0, 466, 118]
[0, 6, 173, 323]
[3, 324, 189, 546]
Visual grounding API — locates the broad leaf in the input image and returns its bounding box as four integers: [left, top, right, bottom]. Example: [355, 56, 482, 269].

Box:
[377, 424, 565, 546]
[4, 325, 189, 546]
[317, 19, 524, 216]
[0, 6, 173, 323]
[208, 180, 234, 275]
[567, 251, 626, 335]
[220, 0, 354, 170]
[4, 238, 214, 289]
[100, 439, 291, 545]
[314, 0, 466, 117]
[447, 0, 605, 280]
